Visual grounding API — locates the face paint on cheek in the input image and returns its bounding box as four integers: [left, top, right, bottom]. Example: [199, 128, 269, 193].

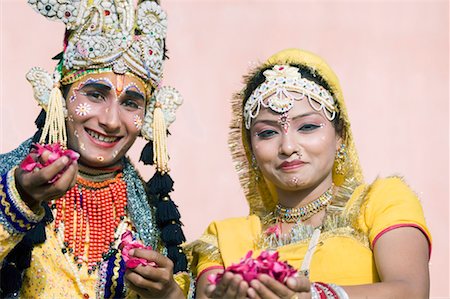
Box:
[74, 130, 79, 138]
[75, 103, 92, 116]
[68, 114, 74, 122]
[80, 142, 85, 151]
[69, 94, 77, 103]
[112, 150, 119, 159]
[105, 107, 110, 113]
[278, 112, 290, 134]
[133, 115, 143, 130]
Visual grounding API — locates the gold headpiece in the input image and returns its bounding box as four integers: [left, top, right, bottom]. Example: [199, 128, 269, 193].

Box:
[229, 49, 364, 217]
[28, 0, 167, 87]
[244, 65, 337, 129]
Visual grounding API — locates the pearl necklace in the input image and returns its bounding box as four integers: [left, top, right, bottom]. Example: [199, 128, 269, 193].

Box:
[55, 217, 129, 298]
[275, 188, 333, 223]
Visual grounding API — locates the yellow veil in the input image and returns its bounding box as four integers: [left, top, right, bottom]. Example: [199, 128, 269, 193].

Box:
[229, 48, 364, 217]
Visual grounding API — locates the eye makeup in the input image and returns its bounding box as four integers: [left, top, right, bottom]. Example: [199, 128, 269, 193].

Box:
[120, 83, 145, 102]
[72, 78, 114, 102]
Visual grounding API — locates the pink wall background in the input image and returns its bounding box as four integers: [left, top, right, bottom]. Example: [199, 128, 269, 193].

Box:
[1, 0, 448, 297]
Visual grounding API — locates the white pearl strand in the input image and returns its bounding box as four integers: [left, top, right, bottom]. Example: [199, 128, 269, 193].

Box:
[55, 217, 130, 298]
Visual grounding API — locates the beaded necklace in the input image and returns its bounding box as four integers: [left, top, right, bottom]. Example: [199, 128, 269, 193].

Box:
[51, 172, 128, 273]
[275, 188, 333, 223]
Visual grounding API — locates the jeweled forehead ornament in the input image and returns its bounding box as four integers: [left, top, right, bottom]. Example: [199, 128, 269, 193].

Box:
[28, 0, 167, 88]
[243, 65, 338, 129]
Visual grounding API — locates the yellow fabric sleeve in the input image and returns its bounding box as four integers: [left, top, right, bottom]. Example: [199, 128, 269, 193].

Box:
[187, 216, 262, 280]
[0, 167, 45, 260]
[187, 221, 223, 279]
[174, 271, 191, 297]
[358, 177, 432, 250]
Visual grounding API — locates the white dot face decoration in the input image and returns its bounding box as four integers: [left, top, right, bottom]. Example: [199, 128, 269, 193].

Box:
[120, 83, 144, 100]
[75, 102, 92, 116]
[244, 65, 337, 130]
[71, 77, 115, 103]
[133, 115, 143, 130]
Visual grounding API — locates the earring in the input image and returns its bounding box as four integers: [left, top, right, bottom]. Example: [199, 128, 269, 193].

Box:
[251, 155, 260, 181]
[334, 144, 346, 175]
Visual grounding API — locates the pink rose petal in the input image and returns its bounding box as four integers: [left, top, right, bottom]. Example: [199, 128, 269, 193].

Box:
[209, 250, 297, 285]
[20, 155, 40, 172]
[20, 143, 80, 181]
[120, 231, 157, 269]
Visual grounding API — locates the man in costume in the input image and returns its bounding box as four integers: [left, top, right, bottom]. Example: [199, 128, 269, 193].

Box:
[0, 0, 190, 298]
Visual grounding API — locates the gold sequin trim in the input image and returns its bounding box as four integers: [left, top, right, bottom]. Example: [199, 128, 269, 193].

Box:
[109, 250, 122, 298]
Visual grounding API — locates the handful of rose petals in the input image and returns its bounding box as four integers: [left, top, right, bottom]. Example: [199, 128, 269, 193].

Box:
[208, 250, 297, 285]
[119, 231, 158, 269]
[20, 143, 79, 183]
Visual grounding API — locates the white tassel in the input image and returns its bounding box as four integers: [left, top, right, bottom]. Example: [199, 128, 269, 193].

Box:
[40, 84, 67, 148]
[152, 103, 169, 174]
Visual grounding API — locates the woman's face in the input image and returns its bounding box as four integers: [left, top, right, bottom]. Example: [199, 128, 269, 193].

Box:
[250, 95, 340, 192]
[65, 72, 147, 168]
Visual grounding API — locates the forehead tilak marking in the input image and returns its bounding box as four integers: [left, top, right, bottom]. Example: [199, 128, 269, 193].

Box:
[116, 74, 125, 95]
[278, 112, 290, 134]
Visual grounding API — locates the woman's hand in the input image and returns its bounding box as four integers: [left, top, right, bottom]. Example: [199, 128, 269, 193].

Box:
[247, 274, 311, 299]
[205, 271, 249, 299]
[124, 248, 184, 299]
[15, 149, 78, 211]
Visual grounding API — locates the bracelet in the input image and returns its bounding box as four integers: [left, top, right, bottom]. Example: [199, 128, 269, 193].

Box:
[311, 282, 349, 299]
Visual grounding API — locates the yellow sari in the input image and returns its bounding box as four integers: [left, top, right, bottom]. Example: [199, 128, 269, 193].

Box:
[186, 49, 431, 287]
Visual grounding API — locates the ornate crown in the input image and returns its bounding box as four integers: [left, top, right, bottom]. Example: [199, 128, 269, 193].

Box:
[28, 0, 167, 87]
[243, 65, 337, 129]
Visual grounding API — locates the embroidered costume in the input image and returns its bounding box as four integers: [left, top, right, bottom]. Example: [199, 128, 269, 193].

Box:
[0, 0, 189, 298]
[186, 49, 431, 294]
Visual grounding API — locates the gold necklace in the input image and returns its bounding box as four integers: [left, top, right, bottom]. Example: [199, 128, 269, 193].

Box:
[275, 188, 333, 223]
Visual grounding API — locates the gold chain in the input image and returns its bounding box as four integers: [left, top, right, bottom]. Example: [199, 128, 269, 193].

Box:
[275, 188, 333, 223]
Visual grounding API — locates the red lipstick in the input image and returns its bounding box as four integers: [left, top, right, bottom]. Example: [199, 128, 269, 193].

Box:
[278, 160, 305, 171]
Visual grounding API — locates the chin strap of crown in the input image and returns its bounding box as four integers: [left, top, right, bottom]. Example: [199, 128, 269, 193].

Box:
[140, 86, 187, 273]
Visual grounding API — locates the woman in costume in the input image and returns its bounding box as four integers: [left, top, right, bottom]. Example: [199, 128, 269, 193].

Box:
[188, 49, 431, 298]
[0, 0, 190, 298]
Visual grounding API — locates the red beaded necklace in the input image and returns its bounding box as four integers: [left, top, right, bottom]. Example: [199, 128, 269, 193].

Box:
[51, 172, 127, 272]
